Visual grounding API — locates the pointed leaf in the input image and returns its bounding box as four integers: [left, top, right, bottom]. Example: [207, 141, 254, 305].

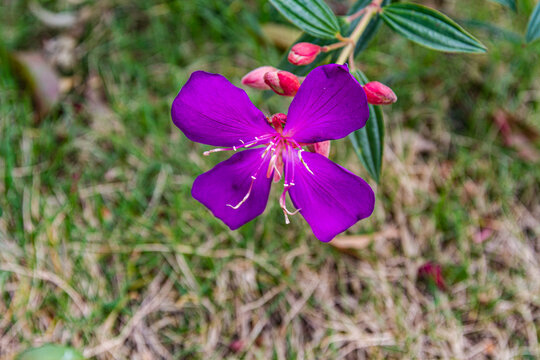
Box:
[9, 51, 61, 120]
[526, 1, 540, 43]
[269, 0, 340, 39]
[350, 70, 385, 183]
[488, 0, 517, 11]
[380, 3, 487, 53]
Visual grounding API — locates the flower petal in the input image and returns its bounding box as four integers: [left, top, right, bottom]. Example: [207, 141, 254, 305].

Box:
[287, 150, 375, 242]
[192, 148, 273, 230]
[283, 64, 369, 143]
[172, 71, 275, 147]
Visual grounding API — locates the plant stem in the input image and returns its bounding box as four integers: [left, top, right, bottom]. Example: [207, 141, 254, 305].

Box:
[336, 0, 382, 65]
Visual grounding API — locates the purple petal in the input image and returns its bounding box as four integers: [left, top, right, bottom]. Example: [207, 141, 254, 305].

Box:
[192, 148, 273, 230]
[287, 150, 375, 242]
[283, 64, 369, 143]
[172, 71, 276, 147]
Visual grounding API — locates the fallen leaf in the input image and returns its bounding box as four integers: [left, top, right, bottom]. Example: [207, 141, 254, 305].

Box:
[473, 228, 494, 243]
[331, 226, 398, 250]
[229, 339, 244, 353]
[10, 52, 61, 121]
[29, 1, 78, 29]
[493, 109, 540, 162]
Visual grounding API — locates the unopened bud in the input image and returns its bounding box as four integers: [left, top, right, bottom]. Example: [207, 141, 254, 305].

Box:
[288, 42, 321, 66]
[363, 81, 397, 105]
[241, 66, 277, 90]
[269, 113, 287, 132]
[307, 141, 331, 158]
[264, 70, 300, 97]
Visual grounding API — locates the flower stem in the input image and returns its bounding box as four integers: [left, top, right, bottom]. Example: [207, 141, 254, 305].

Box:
[336, 0, 383, 66]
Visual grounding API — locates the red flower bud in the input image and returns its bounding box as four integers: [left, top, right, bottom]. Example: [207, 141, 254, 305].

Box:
[363, 81, 397, 105]
[307, 141, 331, 158]
[264, 70, 301, 97]
[288, 42, 321, 66]
[418, 262, 446, 291]
[241, 66, 277, 90]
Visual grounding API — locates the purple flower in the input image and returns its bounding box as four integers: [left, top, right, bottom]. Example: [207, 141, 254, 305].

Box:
[171, 64, 375, 242]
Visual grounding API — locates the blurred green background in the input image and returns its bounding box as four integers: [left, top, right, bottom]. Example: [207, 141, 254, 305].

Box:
[1, 0, 539, 359]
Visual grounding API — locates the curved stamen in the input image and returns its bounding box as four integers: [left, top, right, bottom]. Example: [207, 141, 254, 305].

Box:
[267, 153, 278, 178]
[203, 134, 276, 156]
[297, 149, 314, 175]
[279, 145, 301, 224]
[226, 140, 277, 209]
[227, 175, 257, 209]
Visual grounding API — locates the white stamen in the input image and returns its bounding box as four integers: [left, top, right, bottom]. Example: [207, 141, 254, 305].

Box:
[261, 143, 274, 158]
[298, 149, 314, 175]
[273, 164, 282, 180]
[227, 180, 255, 209]
[279, 187, 300, 224]
[267, 154, 277, 178]
[203, 148, 230, 156]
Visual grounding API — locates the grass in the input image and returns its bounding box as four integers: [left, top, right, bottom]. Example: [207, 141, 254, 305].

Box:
[1, 0, 539, 358]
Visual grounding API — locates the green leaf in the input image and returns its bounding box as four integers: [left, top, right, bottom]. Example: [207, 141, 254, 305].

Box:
[350, 70, 385, 183]
[526, 1, 540, 43]
[16, 344, 84, 360]
[278, 0, 390, 76]
[488, 0, 517, 11]
[348, 0, 391, 55]
[380, 3, 487, 53]
[269, 0, 340, 39]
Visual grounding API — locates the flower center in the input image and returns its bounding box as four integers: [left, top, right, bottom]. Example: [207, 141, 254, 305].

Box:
[203, 113, 313, 224]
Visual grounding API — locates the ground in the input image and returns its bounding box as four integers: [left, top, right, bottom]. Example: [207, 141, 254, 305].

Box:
[0, 0, 539, 359]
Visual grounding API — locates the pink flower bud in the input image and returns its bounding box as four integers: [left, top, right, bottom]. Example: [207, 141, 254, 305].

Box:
[363, 81, 397, 105]
[288, 42, 321, 66]
[307, 141, 331, 158]
[264, 70, 301, 97]
[241, 66, 277, 90]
